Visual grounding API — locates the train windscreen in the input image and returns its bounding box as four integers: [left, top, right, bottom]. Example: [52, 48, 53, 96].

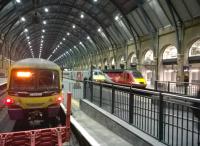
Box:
[132, 71, 143, 78]
[10, 69, 59, 92]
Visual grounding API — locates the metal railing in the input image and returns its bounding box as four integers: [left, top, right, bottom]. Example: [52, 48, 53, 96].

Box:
[155, 81, 200, 97]
[84, 80, 200, 146]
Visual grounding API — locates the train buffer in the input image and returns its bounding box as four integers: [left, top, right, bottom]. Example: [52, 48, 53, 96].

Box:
[0, 92, 72, 146]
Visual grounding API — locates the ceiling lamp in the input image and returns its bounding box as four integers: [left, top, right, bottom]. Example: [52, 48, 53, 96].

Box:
[16, 0, 21, 3]
[43, 20, 47, 24]
[80, 14, 84, 19]
[24, 28, 28, 32]
[21, 17, 26, 22]
[44, 8, 49, 12]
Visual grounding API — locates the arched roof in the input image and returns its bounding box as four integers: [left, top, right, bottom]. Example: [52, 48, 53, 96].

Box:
[0, 0, 200, 67]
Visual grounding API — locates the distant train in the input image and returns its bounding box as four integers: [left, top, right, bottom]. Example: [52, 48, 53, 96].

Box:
[6, 58, 63, 120]
[103, 69, 147, 88]
[63, 69, 106, 82]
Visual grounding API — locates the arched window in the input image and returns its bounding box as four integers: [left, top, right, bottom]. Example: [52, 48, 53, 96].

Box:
[189, 39, 200, 57]
[144, 50, 153, 62]
[120, 56, 125, 63]
[130, 54, 136, 63]
[104, 60, 108, 66]
[111, 58, 115, 65]
[163, 45, 177, 60]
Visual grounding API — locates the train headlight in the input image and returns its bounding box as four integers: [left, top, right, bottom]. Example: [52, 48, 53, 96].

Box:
[57, 96, 63, 103]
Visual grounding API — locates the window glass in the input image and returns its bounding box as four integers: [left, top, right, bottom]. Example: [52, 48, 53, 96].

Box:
[163, 45, 177, 59]
[189, 39, 200, 57]
[144, 50, 153, 62]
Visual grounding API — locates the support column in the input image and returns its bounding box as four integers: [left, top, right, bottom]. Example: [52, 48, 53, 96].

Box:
[176, 54, 184, 82]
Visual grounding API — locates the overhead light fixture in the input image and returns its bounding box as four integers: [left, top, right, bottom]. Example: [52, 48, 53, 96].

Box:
[44, 8, 49, 12]
[80, 14, 84, 19]
[93, 0, 98, 2]
[72, 25, 76, 29]
[97, 28, 101, 32]
[21, 17, 26, 22]
[67, 32, 70, 36]
[115, 15, 119, 21]
[24, 28, 28, 32]
[60, 42, 62, 44]
[28, 42, 31, 45]
[41, 40, 43, 43]
[87, 36, 90, 40]
[79, 42, 82, 44]
[16, 0, 21, 3]
[26, 36, 30, 39]
[43, 20, 46, 24]
[63, 38, 66, 41]
[41, 35, 44, 38]
[42, 29, 45, 33]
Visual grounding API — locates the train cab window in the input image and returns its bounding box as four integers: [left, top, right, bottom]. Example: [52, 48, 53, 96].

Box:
[132, 71, 143, 78]
[38, 70, 59, 90]
[10, 70, 35, 91]
[10, 69, 59, 92]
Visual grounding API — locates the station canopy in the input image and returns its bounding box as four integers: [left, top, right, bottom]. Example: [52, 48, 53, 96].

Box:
[0, 0, 200, 67]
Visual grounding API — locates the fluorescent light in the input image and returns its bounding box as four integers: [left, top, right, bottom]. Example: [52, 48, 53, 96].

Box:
[63, 38, 66, 41]
[24, 28, 28, 32]
[67, 32, 70, 36]
[42, 29, 45, 33]
[26, 36, 30, 39]
[72, 25, 76, 29]
[87, 36, 90, 40]
[97, 28, 101, 32]
[93, 0, 98, 2]
[41, 35, 44, 38]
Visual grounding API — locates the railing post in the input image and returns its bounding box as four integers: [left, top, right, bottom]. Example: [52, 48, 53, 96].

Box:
[154, 80, 157, 90]
[66, 92, 72, 131]
[90, 81, 93, 102]
[111, 85, 115, 114]
[100, 83, 102, 107]
[167, 81, 170, 92]
[83, 80, 86, 99]
[129, 91, 134, 124]
[158, 93, 164, 141]
[184, 83, 188, 95]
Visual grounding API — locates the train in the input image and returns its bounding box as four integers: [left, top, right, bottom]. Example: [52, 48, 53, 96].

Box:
[63, 69, 106, 82]
[5, 58, 63, 121]
[103, 69, 147, 88]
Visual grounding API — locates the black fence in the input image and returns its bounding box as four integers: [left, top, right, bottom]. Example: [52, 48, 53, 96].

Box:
[84, 81, 200, 146]
[155, 81, 200, 97]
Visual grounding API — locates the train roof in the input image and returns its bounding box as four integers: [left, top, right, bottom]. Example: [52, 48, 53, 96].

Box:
[11, 58, 61, 70]
[103, 69, 139, 73]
